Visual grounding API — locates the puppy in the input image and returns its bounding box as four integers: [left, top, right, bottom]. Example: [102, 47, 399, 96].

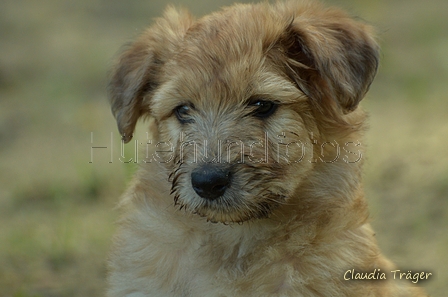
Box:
[107, 1, 428, 296]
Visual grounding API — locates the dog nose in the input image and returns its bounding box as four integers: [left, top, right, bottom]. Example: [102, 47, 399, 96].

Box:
[191, 165, 231, 200]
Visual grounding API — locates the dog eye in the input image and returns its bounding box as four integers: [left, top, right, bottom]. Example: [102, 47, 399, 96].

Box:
[250, 100, 278, 118]
[174, 104, 195, 124]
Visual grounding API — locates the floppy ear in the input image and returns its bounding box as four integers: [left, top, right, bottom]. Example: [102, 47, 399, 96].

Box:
[280, 9, 379, 117]
[108, 7, 194, 143]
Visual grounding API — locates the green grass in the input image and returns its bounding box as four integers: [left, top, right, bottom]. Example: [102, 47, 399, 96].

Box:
[0, 0, 447, 296]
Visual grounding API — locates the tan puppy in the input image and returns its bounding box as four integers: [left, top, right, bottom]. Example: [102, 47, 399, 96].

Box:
[107, 1, 428, 296]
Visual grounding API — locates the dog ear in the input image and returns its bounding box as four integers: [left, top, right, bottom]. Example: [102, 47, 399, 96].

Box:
[280, 10, 379, 118]
[108, 7, 194, 143]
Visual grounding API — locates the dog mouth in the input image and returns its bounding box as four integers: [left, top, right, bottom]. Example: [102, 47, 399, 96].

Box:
[174, 192, 286, 224]
[170, 163, 287, 224]
[198, 198, 284, 224]
[169, 164, 287, 224]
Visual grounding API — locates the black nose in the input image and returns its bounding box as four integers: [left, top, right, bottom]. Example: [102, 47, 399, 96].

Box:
[191, 165, 231, 200]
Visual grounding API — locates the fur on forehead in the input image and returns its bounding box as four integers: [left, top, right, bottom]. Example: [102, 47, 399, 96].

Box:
[109, 0, 379, 142]
[154, 6, 295, 112]
[150, 68, 303, 120]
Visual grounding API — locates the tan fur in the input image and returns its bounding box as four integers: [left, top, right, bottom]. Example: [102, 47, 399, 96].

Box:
[107, 1, 428, 296]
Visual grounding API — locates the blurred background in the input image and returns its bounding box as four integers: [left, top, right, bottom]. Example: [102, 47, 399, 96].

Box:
[0, 0, 447, 296]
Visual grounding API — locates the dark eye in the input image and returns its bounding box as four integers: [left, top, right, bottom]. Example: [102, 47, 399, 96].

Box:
[250, 100, 278, 118]
[174, 104, 194, 124]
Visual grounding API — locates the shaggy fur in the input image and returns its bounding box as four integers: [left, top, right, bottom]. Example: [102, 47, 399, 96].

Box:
[107, 1, 428, 296]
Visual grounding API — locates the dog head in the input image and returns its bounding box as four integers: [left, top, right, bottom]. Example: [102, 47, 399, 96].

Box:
[108, 1, 379, 223]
